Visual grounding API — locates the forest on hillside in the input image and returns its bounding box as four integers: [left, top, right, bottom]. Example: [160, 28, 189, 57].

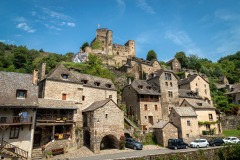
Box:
[0, 42, 239, 114]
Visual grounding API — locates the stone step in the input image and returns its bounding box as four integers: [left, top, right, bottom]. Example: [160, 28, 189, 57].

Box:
[31, 147, 43, 160]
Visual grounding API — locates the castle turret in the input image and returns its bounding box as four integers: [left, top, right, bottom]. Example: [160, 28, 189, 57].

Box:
[125, 40, 135, 58]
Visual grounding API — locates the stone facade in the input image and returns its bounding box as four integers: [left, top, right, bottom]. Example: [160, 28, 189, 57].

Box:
[147, 69, 179, 120]
[82, 99, 124, 153]
[166, 58, 181, 72]
[122, 80, 162, 131]
[169, 107, 199, 143]
[152, 121, 178, 147]
[226, 83, 240, 104]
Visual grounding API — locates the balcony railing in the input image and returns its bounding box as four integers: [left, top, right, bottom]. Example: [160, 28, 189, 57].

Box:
[0, 116, 32, 125]
[36, 114, 74, 122]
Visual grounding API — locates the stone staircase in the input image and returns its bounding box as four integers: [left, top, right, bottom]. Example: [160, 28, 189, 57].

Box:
[0, 148, 19, 159]
[31, 147, 43, 160]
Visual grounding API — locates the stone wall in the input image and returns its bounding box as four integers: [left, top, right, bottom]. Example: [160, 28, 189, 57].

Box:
[221, 115, 240, 130]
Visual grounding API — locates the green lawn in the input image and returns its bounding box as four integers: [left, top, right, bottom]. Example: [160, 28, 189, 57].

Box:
[223, 130, 240, 137]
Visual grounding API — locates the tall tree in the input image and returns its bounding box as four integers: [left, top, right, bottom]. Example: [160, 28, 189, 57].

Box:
[146, 50, 157, 61]
[80, 42, 89, 51]
[174, 51, 187, 68]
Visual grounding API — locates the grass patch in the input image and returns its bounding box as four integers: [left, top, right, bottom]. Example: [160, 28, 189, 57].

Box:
[223, 130, 240, 137]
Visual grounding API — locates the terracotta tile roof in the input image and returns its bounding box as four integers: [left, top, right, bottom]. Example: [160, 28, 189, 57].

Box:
[182, 98, 214, 109]
[82, 99, 112, 112]
[0, 71, 38, 107]
[179, 89, 202, 99]
[38, 98, 78, 109]
[152, 120, 169, 128]
[70, 71, 116, 91]
[45, 64, 80, 84]
[173, 107, 197, 117]
[130, 80, 161, 95]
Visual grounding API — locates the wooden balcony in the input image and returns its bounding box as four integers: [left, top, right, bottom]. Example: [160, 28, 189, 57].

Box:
[0, 116, 32, 126]
[36, 114, 74, 123]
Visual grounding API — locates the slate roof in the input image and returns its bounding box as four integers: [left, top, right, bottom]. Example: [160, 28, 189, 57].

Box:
[152, 121, 169, 128]
[173, 107, 197, 117]
[0, 71, 38, 107]
[131, 57, 158, 66]
[226, 83, 240, 94]
[182, 98, 215, 109]
[178, 74, 198, 86]
[70, 71, 116, 91]
[38, 98, 78, 109]
[45, 64, 80, 84]
[82, 99, 114, 112]
[130, 80, 161, 95]
[179, 89, 202, 99]
[166, 58, 178, 64]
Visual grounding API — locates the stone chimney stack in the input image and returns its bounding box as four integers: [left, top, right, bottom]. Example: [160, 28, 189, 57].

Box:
[39, 62, 46, 80]
[32, 70, 38, 85]
[128, 78, 132, 85]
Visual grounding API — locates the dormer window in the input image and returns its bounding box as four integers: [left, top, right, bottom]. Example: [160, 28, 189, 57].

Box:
[146, 86, 151, 90]
[61, 74, 68, 79]
[138, 85, 143, 89]
[16, 90, 27, 99]
[197, 103, 202, 106]
[94, 82, 100, 86]
[81, 80, 88, 84]
[105, 84, 112, 88]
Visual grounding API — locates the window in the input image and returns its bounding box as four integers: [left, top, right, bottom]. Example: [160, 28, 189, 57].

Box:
[170, 82, 173, 87]
[186, 134, 189, 138]
[165, 73, 172, 80]
[109, 95, 112, 99]
[187, 120, 191, 126]
[105, 114, 108, 118]
[16, 90, 27, 99]
[146, 86, 151, 90]
[206, 124, 210, 129]
[168, 91, 173, 98]
[196, 83, 198, 86]
[138, 85, 143, 89]
[197, 103, 202, 106]
[209, 114, 213, 121]
[81, 80, 88, 84]
[94, 82, 100, 86]
[105, 84, 112, 88]
[10, 126, 20, 139]
[144, 104, 148, 111]
[62, 93, 67, 100]
[165, 82, 168, 86]
[82, 96, 85, 101]
[155, 105, 158, 111]
[61, 74, 68, 79]
[205, 89, 207, 95]
[145, 116, 147, 119]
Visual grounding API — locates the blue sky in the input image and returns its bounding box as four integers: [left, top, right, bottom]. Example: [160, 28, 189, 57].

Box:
[0, 0, 240, 62]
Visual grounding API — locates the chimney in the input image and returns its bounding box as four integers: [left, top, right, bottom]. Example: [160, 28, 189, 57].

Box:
[32, 70, 38, 85]
[39, 62, 46, 80]
[128, 78, 132, 85]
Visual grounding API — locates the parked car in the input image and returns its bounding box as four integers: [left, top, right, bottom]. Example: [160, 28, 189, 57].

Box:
[189, 139, 209, 148]
[125, 138, 143, 150]
[208, 138, 225, 146]
[168, 139, 188, 150]
[223, 137, 240, 144]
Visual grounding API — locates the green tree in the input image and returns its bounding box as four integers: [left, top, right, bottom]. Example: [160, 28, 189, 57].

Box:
[91, 40, 102, 50]
[80, 42, 89, 51]
[174, 51, 187, 68]
[146, 50, 157, 61]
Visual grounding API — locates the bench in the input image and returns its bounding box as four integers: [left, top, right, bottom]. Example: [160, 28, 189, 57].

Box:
[52, 148, 64, 156]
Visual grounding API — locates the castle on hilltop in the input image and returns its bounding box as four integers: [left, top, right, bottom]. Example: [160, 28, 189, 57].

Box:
[73, 28, 136, 67]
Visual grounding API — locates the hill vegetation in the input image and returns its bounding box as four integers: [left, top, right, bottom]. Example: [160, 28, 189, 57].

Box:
[0, 42, 240, 114]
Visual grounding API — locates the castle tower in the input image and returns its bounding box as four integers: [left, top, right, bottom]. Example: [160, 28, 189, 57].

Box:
[96, 28, 108, 53]
[106, 30, 113, 55]
[125, 40, 135, 58]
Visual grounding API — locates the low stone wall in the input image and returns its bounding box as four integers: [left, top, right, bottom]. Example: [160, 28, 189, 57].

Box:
[115, 147, 226, 160]
[221, 115, 240, 130]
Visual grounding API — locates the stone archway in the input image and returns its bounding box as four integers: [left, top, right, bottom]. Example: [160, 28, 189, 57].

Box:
[100, 134, 119, 150]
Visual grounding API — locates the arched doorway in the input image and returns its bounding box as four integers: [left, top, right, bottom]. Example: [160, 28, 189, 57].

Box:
[83, 130, 90, 147]
[100, 134, 119, 150]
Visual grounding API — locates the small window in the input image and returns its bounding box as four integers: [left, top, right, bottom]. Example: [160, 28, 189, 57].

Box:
[206, 124, 210, 129]
[16, 90, 27, 99]
[109, 95, 112, 99]
[209, 114, 213, 120]
[106, 84, 112, 88]
[61, 74, 68, 79]
[170, 82, 173, 87]
[144, 104, 148, 111]
[146, 86, 151, 90]
[165, 73, 172, 80]
[82, 96, 85, 101]
[205, 89, 207, 95]
[187, 120, 191, 126]
[145, 116, 147, 119]
[138, 85, 143, 89]
[197, 103, 202, 106]
[168, 91, 173, 98]
[81, 80, 88, 84]
[165, 82, 168, 86]
[62, 93, 67, 100]
[105, 114, 108, 118]
[196, 83, 198, 86]
[186, 134, 189, 138]
[94, 82, 100, 86]
[155, 105, 158, 111]
[10, 126, 20, 139]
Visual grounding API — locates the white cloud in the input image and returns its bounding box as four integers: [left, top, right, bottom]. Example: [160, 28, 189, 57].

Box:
[214, 9, 239, 21]
[165, 31, 201, 55]
[136, 0, 155, 14]
[16, 23, 36, 33]
[67, 22, 75, 27]
[116, 0, 126, 14]
[15, 17, 26, 22]
[42, 8, 73, 21]
[0, 39, 15, 44]
[44, 24, 62, 31]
